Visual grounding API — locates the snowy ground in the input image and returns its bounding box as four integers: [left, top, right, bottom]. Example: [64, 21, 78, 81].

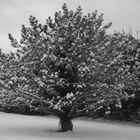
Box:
[0, 112, 140, 140]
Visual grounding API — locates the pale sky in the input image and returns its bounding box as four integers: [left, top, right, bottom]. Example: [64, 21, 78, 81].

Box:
[0, 0, 140, 52]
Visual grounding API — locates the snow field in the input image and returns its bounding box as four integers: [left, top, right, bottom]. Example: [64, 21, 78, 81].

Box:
[0, 112, 140, 140]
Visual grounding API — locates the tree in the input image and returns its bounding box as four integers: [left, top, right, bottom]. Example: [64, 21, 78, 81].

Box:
[4, 4, 127, 131]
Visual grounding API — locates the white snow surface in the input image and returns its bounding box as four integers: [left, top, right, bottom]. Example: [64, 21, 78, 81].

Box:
[0, 112, 140, 140]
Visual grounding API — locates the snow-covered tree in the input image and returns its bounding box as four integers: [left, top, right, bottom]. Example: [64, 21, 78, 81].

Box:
[5, 4, 128, 131]
[0, 50, 12, 91]
[115, 33, 140, 93]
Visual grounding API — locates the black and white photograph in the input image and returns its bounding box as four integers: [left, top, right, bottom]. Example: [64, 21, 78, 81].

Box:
[0, 0, 140, 140]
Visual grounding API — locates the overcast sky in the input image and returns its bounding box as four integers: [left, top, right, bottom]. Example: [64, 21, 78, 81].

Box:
[0, 0, 140, 52]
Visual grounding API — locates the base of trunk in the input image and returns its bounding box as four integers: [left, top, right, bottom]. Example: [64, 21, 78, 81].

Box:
[59, 116, 73, 132]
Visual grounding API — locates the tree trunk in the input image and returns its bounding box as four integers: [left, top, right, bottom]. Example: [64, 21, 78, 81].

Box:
[58, 114, 73, 132]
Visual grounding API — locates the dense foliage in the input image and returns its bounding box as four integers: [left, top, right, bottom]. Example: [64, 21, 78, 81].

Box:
[0, 4, 140, 131]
